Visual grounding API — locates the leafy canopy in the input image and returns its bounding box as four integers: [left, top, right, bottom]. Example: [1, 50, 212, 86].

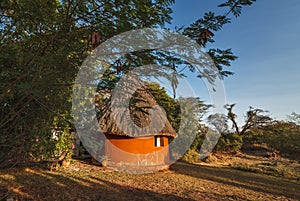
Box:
[0, 0, 255, 163]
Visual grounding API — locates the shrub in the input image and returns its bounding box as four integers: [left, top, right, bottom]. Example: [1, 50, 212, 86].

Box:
[188, 131, 243, 157]
[215, 133, 243, 153]
[52, 129, 74, 161]
[246, 122, 300, 161]
[181, 149, 201, 163]
[31, 128, 74, 161]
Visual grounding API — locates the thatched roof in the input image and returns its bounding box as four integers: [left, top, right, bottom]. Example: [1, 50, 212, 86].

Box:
[97, 73, 177, 138]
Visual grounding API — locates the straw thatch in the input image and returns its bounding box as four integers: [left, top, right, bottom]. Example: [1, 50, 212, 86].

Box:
[97, 74, 177, 138]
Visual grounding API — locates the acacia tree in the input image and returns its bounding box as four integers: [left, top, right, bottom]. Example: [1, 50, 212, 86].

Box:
[225, 104, 273, 136]
[0, 0, 256, 164]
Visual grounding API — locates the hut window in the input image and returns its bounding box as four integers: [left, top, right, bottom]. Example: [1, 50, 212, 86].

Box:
[154, 136, 164, 147]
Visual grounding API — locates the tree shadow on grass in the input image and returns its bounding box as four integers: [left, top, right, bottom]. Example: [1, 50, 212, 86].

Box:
[170, 162, 300, 200]
[0, 166, 193, 201]
[90, 177, 194, 201]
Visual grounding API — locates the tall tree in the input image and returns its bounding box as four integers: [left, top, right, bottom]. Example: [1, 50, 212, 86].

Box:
[0, 0, 256, 164]
[0, 0, 176, 163]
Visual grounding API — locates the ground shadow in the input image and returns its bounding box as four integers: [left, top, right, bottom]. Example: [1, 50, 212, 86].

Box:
[0, 166, 192, 201]
[170, 162, 300, 200]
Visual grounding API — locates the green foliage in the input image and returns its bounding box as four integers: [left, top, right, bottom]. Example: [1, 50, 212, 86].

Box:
[30, 128, 74, 161]
[0, 0, 176, 164]
[207, 49, 237, 77]
[181, 149, 200, 163]
[0, 0, 256, 164]
[203, 106, 271, 157]
[182, 0, 255, 76]
[246, 121, 300, 161]
[171, 97, 211, 160]
[30, 129, 56, 161]
[146, 82, 181, 131]
[218, 0, 256, 18]
[243, 126, 264, 144]
[189, 127, 243, 158]
[146, 82, 210, 161]
[190, 129, 206, 151]
[53, 130, 74, 161]
[215, 133, 243, 153]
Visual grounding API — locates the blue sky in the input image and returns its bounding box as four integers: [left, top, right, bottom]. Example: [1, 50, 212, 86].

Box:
[168, 0, 300, 123]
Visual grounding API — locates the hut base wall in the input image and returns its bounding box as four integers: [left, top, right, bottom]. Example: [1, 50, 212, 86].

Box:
[104, 136, 170, 170]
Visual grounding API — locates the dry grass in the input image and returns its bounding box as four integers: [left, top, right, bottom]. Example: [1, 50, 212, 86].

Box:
[0, 158, 300, 201]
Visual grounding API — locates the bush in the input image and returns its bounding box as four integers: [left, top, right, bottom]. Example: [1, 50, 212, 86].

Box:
[181, 149, 201, 163]
[215, 133, 243, 153]
[245, 122, 300, 161]
[190, 132, 205, 151]
[188, 131, 243, 157]
[31, 128, 74, 161]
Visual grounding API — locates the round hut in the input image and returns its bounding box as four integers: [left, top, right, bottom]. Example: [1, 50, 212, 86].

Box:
[97, 75, 177, 173]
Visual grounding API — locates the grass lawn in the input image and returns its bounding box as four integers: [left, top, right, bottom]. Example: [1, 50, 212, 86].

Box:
[1, 159, 300, 201]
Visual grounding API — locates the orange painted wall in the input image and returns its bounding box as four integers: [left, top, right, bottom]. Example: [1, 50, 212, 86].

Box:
[105, 135, 170, 166]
